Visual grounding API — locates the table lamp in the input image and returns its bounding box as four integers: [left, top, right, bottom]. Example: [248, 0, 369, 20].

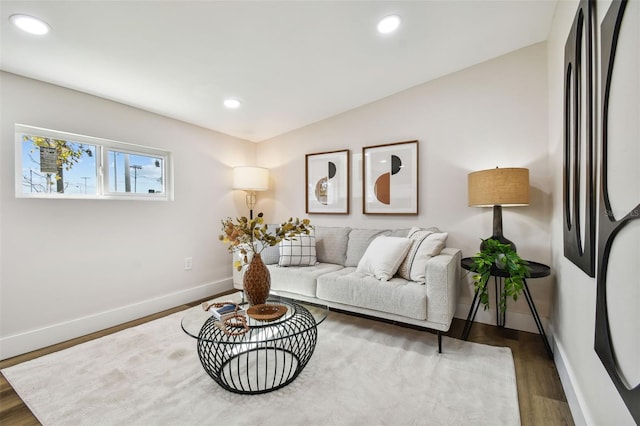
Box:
[233, 166, 269, 219]
[468, 167, 529, 252]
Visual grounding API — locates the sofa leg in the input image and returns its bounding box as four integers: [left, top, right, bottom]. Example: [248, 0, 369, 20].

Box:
[438, 331, 442, 353]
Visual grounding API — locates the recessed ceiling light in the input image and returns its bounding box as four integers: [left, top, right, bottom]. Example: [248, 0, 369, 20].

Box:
[223, 99, 241, 109]
[377, 15, 401, 34]
[10, 14, 50, 35]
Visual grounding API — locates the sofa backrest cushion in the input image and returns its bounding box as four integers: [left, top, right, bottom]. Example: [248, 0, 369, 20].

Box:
[345, 228, 389, 267]
[387, 228, 411, 238]
[314, 226, 351, 265]
[355, 236, 412, 281]
[261, 244, 281, 264]
[257, 224, 281, 265]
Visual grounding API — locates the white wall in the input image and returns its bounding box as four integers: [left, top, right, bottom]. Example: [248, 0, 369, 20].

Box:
[257, 43, 552, 332]
[0, 72, 253, 359]
[547, 0, 638, 424]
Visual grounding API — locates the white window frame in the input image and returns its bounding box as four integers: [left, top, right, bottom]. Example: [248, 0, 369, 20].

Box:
[15, 124, 173, 201]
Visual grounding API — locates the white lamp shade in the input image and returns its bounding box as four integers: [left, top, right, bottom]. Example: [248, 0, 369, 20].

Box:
[233, 166, 269, 191]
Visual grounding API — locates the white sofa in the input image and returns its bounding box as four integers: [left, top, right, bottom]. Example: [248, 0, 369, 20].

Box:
[233, 226, 461, 352]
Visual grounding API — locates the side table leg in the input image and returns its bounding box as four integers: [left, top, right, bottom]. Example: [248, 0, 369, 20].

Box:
[522, 279, 554, 359]
[495, 276, 506, 327]
[462, 288, 482, 340]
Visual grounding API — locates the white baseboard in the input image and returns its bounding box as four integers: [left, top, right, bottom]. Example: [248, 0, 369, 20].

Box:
[553, 337, 589, 425]
[0, 279, 234, 360]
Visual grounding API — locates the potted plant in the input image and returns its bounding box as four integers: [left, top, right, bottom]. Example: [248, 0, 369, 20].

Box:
[219, 213, 312, 305]
[470, 238, 531, 314]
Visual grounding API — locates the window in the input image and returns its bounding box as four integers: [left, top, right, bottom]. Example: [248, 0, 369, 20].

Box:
[107, 150, 164, 194]
[15, 124, 173, 200]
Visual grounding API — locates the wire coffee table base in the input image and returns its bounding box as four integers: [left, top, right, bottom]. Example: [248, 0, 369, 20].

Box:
[196, 302, 319, 394]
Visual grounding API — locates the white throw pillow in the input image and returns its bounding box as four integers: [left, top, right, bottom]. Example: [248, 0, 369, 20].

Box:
[356, 236, 412, 281]
[278, 232, 317, 267]
[397, 227, 448, 283]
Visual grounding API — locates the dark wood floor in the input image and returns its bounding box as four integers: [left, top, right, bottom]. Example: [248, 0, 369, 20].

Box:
[1, 293, 574, 425]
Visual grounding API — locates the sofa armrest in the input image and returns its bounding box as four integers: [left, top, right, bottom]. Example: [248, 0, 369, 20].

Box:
[232, 265, 244, 291]
[424, 247, 462, 330]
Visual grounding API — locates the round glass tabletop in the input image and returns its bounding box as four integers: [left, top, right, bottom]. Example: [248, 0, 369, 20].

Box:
[181, 292, 329, 343]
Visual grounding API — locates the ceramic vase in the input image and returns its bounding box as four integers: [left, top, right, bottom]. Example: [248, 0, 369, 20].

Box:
[243, 253, 271, 305]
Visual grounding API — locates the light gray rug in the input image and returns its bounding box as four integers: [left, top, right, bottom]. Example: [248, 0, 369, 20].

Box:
[2, 310, 520, 425]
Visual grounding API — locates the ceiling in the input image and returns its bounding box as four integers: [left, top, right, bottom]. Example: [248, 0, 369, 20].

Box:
[1, 1, 557, 142]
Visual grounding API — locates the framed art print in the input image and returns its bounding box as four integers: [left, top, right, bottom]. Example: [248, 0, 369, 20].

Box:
[305, 149, 350, 214]
[363, 140, 418, 215]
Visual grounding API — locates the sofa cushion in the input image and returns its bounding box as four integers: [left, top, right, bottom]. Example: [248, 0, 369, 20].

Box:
[387, 228, 411, 238]
[256, 224, 281, 265]
[278, 232, 317, 266]
[405, 232, 448, 283]
[345, 228, 389, 267]
[396, 227, 447, 282]
[260, 243, 281, 265]
[250, 224, 284, 265]
[397, 228, 434, 280]
[316, 268, 428, 320]
[356, 236, 412, 281]
[397, 227, 446, 281]
[314, 226, 351, 265]
[267, 263, 343, 297]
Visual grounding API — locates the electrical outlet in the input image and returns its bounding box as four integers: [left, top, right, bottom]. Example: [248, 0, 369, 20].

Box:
[184, 257, 193, 271]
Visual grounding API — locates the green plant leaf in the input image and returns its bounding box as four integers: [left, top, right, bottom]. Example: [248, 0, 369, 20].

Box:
[470, 238, 530, 314]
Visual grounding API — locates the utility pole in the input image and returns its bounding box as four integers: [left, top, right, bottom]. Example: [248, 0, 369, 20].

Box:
[130, 165, 142, 192]
[81, 177, 90, 194]
[113, 152, 118, 191]
[124, 154, 131, 192]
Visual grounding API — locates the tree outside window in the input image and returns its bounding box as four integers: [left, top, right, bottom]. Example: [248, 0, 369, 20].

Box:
[22, 135, 97, 194]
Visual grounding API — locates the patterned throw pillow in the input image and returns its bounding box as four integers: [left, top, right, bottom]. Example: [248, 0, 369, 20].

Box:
[397, 228, 433, 280]
[278, 232, 317, 267]
[397, 227, 448, 283]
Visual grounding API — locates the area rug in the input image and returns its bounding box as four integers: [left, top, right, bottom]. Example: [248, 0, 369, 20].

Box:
[2, 310, 520, 425]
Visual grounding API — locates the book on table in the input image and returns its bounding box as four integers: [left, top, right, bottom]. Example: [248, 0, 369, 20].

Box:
[209, 304, 246, 321]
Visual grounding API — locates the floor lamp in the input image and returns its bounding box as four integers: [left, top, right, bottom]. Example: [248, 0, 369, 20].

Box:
[233, 166, 269, 219]
[468, 167, 529, 252]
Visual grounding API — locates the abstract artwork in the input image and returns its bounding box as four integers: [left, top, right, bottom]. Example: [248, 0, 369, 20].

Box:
[363, 140, 418, 215]
[305, 149, 349, 214]
[563, 0, 596, 277]
[594, 0, 640, 422]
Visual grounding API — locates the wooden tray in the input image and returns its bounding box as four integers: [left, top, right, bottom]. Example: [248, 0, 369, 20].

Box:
[247, 304, 288, 321]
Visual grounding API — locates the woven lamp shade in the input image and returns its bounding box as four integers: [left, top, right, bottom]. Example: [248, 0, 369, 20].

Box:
[468, 168, 530, 207]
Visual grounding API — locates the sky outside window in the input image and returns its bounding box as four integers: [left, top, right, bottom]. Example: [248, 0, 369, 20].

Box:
[108, 151, 164, 194]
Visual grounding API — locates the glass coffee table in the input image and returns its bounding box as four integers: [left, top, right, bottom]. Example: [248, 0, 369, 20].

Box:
[182, 292, 328, 394]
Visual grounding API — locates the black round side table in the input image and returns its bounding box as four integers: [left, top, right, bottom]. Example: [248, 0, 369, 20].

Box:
[460, 257, 553, 359]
